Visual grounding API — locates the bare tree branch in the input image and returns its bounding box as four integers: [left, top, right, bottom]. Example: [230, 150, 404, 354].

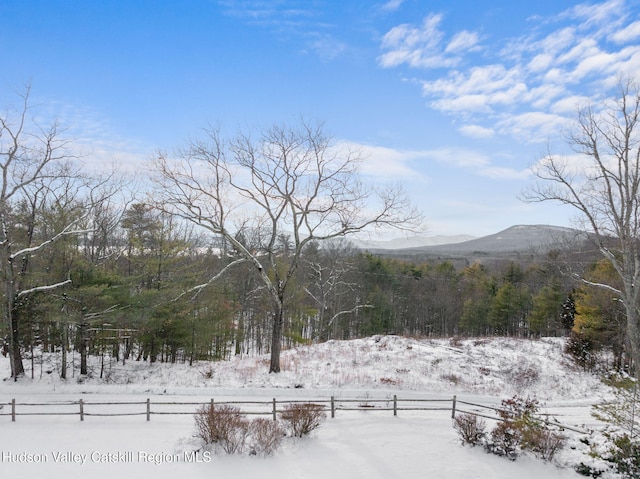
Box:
[173, 257, 248, 302]
[326, 304, 374, 329]
[11, 223, 94, 260]
[16, 279, 72, 299]
[523, 78, 640, 375]
[151, 119, 423, 372]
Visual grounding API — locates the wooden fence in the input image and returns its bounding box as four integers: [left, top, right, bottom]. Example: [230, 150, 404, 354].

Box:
[0, 395, 589, 434]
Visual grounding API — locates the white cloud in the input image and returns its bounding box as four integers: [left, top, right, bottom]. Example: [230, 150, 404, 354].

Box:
[536, 27, 577, 57]
[530, 152, 603, 182]
[219, 1, 312, 24]
[431, 94, 492, 114]
[480, 165, 530, 180]
[335, 142, 427, 181]
[527, 53, 554, 73]
[550, 94, 591, 114]
[425, 64, 522, 96]
[303, 33, 347, 61]
[571, 50, 617, 80]
[418, 147, 528, 180]
[496, 112, 570, 142]
[378, 14, 473, 69]
[543, 68, 568, 84]
[381, 14, 443, 49]
[617, 48, 640, 78]
[611, 20, 640, 43]
[219, 1, 348, 62]
[458, 124, 495, 139]
[445, 30, 480, 54]
[556, 37, 599, 65]
[74, 139, 150, 175]
[36, 101, 151, 176]
[567, 0, 625, 29]
[380, 0, 640, 150]
[423, 65, 528, 115]
[379, 49, 457, 69]
[527, 84, 567, 109]
[340, 141, 527, 182]
[381, 0, 404, 12]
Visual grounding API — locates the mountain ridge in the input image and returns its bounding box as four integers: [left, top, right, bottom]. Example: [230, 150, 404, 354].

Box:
[351, 234, 477, 250]
[356, 224, 588, 260]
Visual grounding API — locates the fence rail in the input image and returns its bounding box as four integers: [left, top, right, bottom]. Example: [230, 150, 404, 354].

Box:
[0, 395, 590, 434]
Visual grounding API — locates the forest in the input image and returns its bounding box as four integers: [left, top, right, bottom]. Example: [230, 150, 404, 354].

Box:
[1, 199, 620, 377]
[0, 88, 631, 379]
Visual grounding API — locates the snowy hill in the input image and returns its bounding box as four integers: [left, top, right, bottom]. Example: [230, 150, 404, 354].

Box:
[2, 335, 609, 402]
[0, 336, 617, 479]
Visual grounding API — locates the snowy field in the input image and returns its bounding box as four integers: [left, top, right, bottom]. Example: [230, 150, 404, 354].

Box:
[0, 336, 618, 478]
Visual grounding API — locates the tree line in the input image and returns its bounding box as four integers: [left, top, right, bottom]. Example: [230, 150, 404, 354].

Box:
[2, 81, 640, 379]
[0, 191, 622, 377]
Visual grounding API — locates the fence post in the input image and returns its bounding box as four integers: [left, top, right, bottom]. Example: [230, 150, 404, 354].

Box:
[272, 398, 277, 421]
[393, 395, 397, 416]
[451, 395, 457, 419]
[11, 398, 15, 422]
[80, 399, 84, 421]
[331, 396, 335, 418]
[146, 398, 151, 421]
[210, 398, 214, 410]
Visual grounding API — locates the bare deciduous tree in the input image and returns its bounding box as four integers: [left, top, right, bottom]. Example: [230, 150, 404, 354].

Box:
[303, 239, 372, 341]
[0, 86, 113, 379]
[152, 120, 422, 372]
[524, 79, 640, 374]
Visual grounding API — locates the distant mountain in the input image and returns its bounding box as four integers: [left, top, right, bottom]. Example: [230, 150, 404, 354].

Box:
[358, 225, 589, 261]
[351, 234, 476, 250]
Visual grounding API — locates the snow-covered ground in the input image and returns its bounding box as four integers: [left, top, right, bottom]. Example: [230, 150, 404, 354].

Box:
[0, 336, 619, 478]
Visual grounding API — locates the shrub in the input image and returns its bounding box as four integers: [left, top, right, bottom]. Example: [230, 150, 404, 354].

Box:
[194, 404, 250, 454]
[282, 403, 326, 437]
[194, 402, 328, 456]
[440, 373, 462, 385]
[249, 418, 285, 456]
[499, 395, 539, 423]
[604, 434, 640, 478]
[379, 377, 397, 385]
[471, 395, 565, 462]
[486, 419, 522, 460]
[574, 461, 605, 477]
[590, 380, 640, 476]
[521, 426, 566, 462]
[565, 333, 598, 371]
[509, 365, 540, 390]
[504, 396, 565, 461]
[453, 413, 486, 447]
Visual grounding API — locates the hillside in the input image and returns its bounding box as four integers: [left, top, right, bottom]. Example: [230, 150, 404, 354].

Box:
[363, 225, 590, 262]
[2, 335, 609, 403]
[351, 234, 477, 250]
[0, 336, 616, 479]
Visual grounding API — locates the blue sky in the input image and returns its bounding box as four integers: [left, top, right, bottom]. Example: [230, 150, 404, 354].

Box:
[1, 0, 640, 237]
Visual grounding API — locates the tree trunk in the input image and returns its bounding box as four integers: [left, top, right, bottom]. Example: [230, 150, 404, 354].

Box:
[625, 301, 640, 376]
[150, 336, 157, 363]
[269, 302, 284, 373]
[621, 252, 640, 377]
[235, 315, 244, 356]
[8, 303, 25, 379]
[61, 324, 67, 380]
[189, 325, 195, 366]
[79, 321, 88, 375]
[80, 343, 88, 375]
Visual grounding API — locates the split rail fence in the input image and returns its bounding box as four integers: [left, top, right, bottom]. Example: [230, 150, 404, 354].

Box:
[0, 395, 589, 434]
